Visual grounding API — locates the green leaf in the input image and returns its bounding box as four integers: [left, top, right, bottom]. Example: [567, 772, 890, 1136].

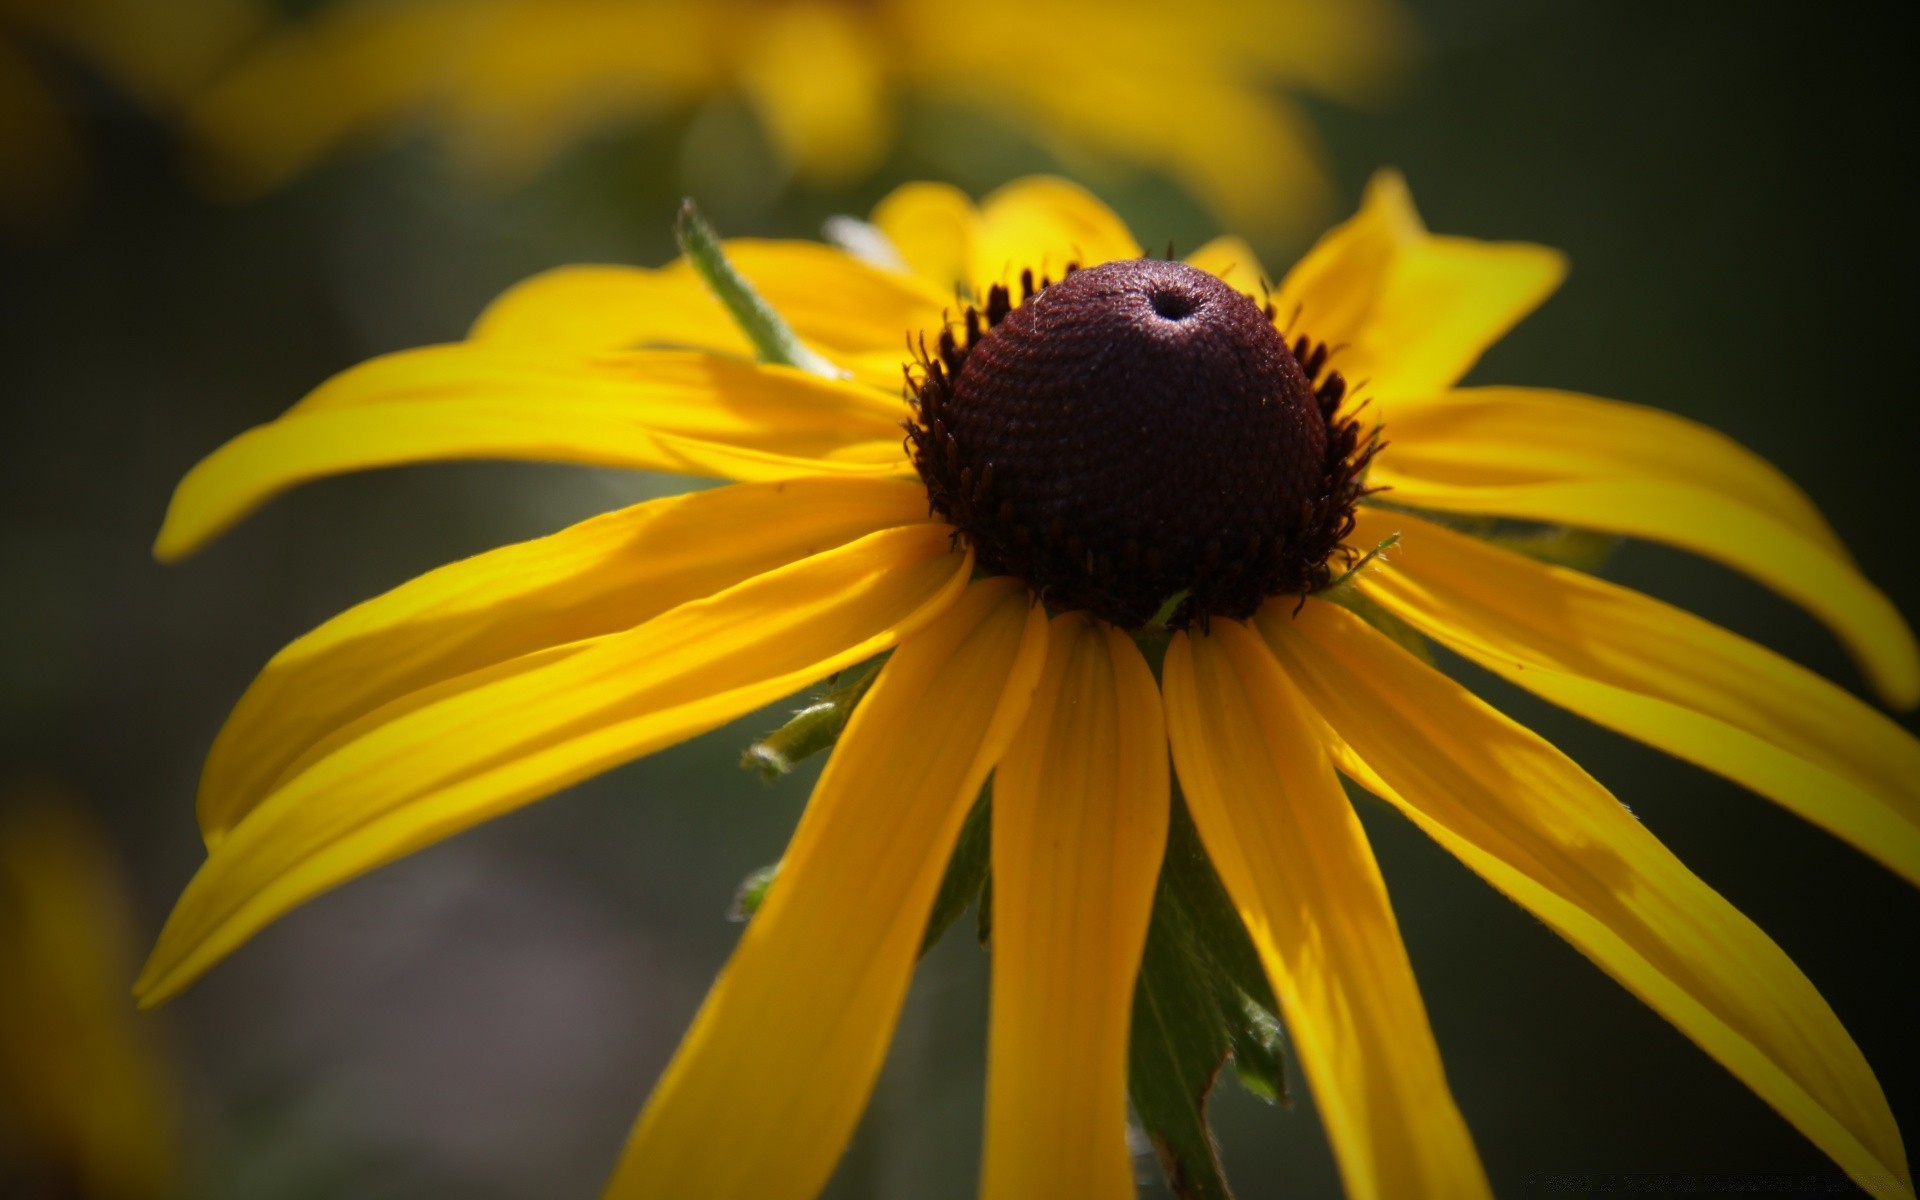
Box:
[920, 782, 992, 956]
[675, 199, 846, 380]
[1130, 792, 1296, 1197]
[740, 668, 878, 781]
[1130, 846, 1235, 1200]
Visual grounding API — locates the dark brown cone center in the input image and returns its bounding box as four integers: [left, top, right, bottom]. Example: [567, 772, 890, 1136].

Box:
[911, 258, 1360, 628]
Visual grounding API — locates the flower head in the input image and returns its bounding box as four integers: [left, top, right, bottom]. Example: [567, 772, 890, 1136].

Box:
[180, 0, 1407, 236]
[141, 174, 1919, 1198]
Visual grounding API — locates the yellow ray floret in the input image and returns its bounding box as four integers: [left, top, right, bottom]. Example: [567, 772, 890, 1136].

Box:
[982, 614, 1168, 1200]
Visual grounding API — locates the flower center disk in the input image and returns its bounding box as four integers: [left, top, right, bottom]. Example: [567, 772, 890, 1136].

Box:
[909, 258, 1367, 628]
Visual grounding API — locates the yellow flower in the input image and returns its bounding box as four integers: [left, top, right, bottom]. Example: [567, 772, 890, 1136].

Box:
[2, 781, 179, 1199]
[139, 174, 1919, 1198]
[0, 0, 260, 224]
[181, 0, 1407, 237]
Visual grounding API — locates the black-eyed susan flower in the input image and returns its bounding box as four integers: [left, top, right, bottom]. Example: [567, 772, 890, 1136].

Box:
[139, 174, 1919, 1199]
[181, 0, 1405, 237]
[0, 0, 259, 224]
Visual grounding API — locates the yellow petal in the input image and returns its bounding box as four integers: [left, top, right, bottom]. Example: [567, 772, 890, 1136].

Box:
[1184, 235, 1269, 298]
[471, 240, 947, 364]
[154, 347, 908, 560]
[983, 615, 1168, 1200]
[1, 787, 178, 1197]
[1163, 621, 1487, 1200]
[735, 2, 891, 184]
[871, 180, 983, 300]
[1262, 600, 1913, 1199]
[607, 577, 1049, 1199]
[198, 477, 932, 843]
[1351, 507, 1920, 884]
[1274, 170, 1567, 399]
[972, 176, 1143, 290]
[1366, 469, 1920, 708]
[135, 525, 974, 1006]
[1377, 386, 1850, 557]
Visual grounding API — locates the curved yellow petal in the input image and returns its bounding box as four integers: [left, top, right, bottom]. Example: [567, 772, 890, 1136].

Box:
[135, 525, 974, 1006]
[983, 615, 1168, 1200]
[1275, 170, 1567, 400]
[1366, 470, 1920, 708]
[607, 577, 1049, 1199]
[1164, 621, 1487, 1200]
[1184, 235, 1269, 297]
[735, 2, 891, 183]
[154, 347, 908, 561]
[1378, 387, 1849, 558]
[1351, 507, 1920, 884]
[471, 240, 947, 362]
[972, 176, 1143, 290]
[871, 180, 983, 301]
[1262, 600, 1913, 1199]
[197, 477, 933, 843]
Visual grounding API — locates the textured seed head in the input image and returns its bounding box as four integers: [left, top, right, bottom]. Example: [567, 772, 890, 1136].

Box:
[909, 258, 1370, 628]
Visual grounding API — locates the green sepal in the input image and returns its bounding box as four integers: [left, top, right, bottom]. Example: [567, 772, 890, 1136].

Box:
[675, 199, 846, 380]
[740, 668, 878, 781]
[727, 861, 781, 922]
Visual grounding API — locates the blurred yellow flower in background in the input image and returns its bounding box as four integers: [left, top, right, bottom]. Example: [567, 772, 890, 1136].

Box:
[135, 173, 1918, 1197]
[1, 781, 179, 1199]
[184, 0, 1407, 237]
[0, 0, 259, 224]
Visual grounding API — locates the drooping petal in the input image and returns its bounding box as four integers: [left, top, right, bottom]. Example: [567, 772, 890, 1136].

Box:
[1163, 620, 1487, 1200]
[135, 525, 973, 1006]
[1274, 170, 1567, 400]
[983, 615, 1168, 1200]
[971, 176, 1143, 289]
[1365, 467, 1920, 708]
[871, 180, 982, 300]
[1376, 387, 1849, 557]
[1262, 600, 1913, 1199]
[1351, 507, 1920, 884]
[197, 478, 933, 843]
[154, 347, 908, 560]
[607, 577, 1049, 1199]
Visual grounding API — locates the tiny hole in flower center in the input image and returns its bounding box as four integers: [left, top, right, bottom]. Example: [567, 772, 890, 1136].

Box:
[1149, 288, 1196, 320]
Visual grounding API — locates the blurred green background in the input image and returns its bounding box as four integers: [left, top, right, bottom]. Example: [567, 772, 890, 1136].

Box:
[3, 0, 1917, 1196]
